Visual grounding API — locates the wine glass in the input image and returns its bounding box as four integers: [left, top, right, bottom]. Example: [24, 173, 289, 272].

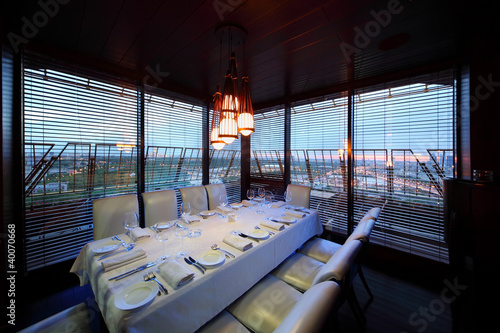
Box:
[220, 194, 228, 209]
[179, 202, 191, 223]
[258, 187, 265, 200]
[265, 192, 274, 209]
[155, 229, 170, 263]
[175, 221, 189, 258]
[247, 188, 254, 201]
[256, 188, 265, 214]
[285, 189, 293, 208]
[123, 212, 139, 241]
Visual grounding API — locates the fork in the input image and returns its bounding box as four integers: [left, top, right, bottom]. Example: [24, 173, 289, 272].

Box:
[112, 235, 127, 247]
[255, 226, 275, 236]
[144, 272, 169, 295]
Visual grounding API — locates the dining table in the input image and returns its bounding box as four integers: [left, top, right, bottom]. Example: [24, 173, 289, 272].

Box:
[70, 201, 323, 333]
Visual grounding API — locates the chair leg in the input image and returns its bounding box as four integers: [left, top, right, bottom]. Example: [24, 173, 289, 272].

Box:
[347, 287, 366, 326]
[358, 265, 373, 300]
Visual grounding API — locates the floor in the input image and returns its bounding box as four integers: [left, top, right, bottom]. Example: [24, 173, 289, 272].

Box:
[13, 256, 455, 333]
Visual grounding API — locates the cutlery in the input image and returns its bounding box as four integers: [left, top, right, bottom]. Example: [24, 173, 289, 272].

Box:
[184, 257, 205, 274]
[109, 261, 156, 281]
[211, 244, 235, 258]
[188, 256, 207, 271]
[98, 242, 136, 261]
[112, 235, 127, 247]
[238, 233, 261, 242]
[255, 226, 275, 235]
[144, 272, 169, 295]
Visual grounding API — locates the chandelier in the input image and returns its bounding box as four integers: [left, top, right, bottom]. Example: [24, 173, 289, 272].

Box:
[210, 24, 254, 150]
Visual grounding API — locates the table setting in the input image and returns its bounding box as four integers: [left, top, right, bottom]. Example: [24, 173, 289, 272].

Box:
[70, 197, 322, 333]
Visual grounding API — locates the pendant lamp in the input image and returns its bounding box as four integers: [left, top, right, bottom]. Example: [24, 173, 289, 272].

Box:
[210, 87, 225, 150]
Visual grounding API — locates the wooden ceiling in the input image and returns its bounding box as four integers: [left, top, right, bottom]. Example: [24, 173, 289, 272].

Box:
[4, 0, 460, 108]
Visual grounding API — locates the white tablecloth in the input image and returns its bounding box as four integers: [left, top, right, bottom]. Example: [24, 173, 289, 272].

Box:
[70, 205, 322, 333]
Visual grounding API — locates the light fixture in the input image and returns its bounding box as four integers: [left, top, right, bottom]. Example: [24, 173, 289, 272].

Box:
[210, 24, 254, 148]
[210, 87, 226, 150]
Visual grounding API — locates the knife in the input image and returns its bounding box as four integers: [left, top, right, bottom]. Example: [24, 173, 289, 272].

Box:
[238, 233, 261, 242]
[184, 257, 205, 274]
[108, 261, 156, 281]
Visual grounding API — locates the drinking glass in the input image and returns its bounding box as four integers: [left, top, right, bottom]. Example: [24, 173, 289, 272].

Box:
[285, 189, 293, 208]
[179, 202, 191, 223]
[256, 188, 265, 214]
[175, 221, 189, 258]
[155, 229, 170, 263]
[122, 212, 139, 241]
[265, 192, 274, 209]
[258, 187, 265, 200]
[246, 189, 255, 209]
[220, 194, 229, 208]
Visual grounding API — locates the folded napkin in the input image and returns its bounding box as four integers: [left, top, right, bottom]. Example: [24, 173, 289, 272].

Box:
[241, 200, 257, 206]
[223, 235, 253, 251]
[131, 227, 150, 241]
[260, 220, 285, 231]
[271, 201, 286, 208]
[184, 215, 201, 223]
[216, 206, 233, 214]
[158, 260, 195, 288]
[101, 249, 147, 272]
[285, 211, 306, 219]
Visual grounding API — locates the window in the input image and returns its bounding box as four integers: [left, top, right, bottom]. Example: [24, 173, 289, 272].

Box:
[23, 53, 138, 270]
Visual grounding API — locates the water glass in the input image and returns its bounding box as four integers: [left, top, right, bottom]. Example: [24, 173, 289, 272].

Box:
[179, 202, 191, 223]
[285, 189, 293, 208]
[155, 229, 170, 263]
[175, 221, 189, 258]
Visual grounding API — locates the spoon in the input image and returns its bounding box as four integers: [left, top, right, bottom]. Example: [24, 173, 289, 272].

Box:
[98, 242, 136, 261]
[144, 273, 162, 296]
[211, 244, 235, 258]
[146, 272, 169, 294]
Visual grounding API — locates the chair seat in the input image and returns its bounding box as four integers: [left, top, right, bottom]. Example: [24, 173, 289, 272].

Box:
[18, 302, 91, 333]
[227, 275, 303, 333]
[271, 253, 325, 292]
[298, 237, 342, 263]
[196, 310, 251, 333]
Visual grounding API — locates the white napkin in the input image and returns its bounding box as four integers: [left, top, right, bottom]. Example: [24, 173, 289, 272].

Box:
[223, 235, 253, 251]
[131, 227, 150, 241]
[271, 201, 286, 208]
[101, 249, 147, 272]
[184, 215, 201, 223]
[241, 200, 257, 206]
[285, 211, 306, 219]
[158, 260, 195, 288]
[216, 206, 233, 214]
[260, 220, 285, 231]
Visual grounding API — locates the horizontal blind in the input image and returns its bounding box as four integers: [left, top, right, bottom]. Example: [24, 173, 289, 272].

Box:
[353, 69, 455, 263]
[251, 106, 285, 196]
[290, 93, 349, 233]
[23, 53, 138, 270]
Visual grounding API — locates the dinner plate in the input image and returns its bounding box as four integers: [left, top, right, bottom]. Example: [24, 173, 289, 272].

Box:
[197, 250, 225, 267]
[92, 240, 121, 254]
[155, 221, 174, 230]
[199, 210, 215, 217]
[292, 206, 307, 211]
[230, 203, 243, 209]
[247, 229, 270, 239]
[276, 216, 297, 224]
[114, 281, 158, 310]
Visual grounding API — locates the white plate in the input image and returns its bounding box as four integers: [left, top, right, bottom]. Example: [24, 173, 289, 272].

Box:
[199, 210, 215, 217]
[248, 229, 270, 239]
[114, 281, 158, 311]
[277, 216, 297, 224]
[230, 203, 243, 209]
[155, 221, 174, 230]
[293, 206, 307, 211]
[92, 240, 121, 254]
[197, 250, 225, 267]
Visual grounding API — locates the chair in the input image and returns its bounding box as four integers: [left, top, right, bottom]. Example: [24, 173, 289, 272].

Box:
[179, 185, 208, 215]
[205, 183, 227, 210]
[18, 302, 92, 333]
[142, 189, 178, 227]
[196, 310, 251, 333]
[286, 184, 311, 208]
[92, 194, 139, 240]
[271, 240, 365, 325]
[223, 274, 340, 333]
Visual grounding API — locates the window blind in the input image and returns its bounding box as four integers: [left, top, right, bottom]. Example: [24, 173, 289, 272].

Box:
[290, 93, 349, 233]
[353, 69, 455, 263]
[23, 53, 138, 270]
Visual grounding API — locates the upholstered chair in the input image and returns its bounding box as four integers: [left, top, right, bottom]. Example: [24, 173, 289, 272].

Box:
[18, 302, 92, 333]
[142, 189, 178, 227]
[205, 183, 228, 210]
[92, 194, 139, 241]
[286, 184, 312, 208]
[179, 185, 208, 215]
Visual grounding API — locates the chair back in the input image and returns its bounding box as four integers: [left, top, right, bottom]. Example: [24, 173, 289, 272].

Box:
[346, 218, 376, 244]
[365, 206, 381, 220]
[142, 189, 177, 227]
[205, 183, 227, 210]
[179, 185, 208, 215]
[287, 184, 312, 208]
[312, 240, 363, 286]
[18, 302, 92, 333]
[92, 194, 139, 240]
